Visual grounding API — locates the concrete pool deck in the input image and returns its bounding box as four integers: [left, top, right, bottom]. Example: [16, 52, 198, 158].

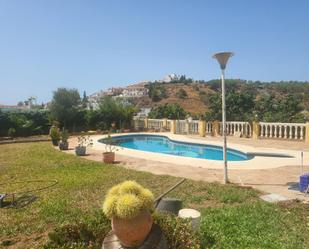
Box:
[67, 133, 309, 201]
[92, 132, 309, 170]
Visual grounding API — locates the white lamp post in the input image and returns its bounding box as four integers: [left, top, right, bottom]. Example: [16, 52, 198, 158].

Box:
[213, 52, 234, 184]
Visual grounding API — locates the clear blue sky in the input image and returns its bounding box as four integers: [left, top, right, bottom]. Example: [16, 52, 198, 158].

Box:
[0, 0, 308, 105]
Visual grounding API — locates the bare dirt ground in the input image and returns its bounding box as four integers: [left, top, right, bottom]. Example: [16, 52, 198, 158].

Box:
[68, 135, 309, 201]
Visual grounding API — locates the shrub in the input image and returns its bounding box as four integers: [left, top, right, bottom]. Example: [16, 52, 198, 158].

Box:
[148, 103, 187, 119]
[44, 211, 201, 249]
[7, 127, 16, 137]
[176, 88, 188, 99]
[60, 129, 69, 143]
[49, 126, 60, 142]
[154, 213, 201, 249]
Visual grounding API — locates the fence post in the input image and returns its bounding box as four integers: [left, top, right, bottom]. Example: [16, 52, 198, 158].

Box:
[133, 118, 137, 131]
[199, 120, 206, 137]
[170, 120, 176, 134]
[305, 122, 309, 143]
[212, 120, 220, 136]
[144, 117, 148, 130]
[252, 121, 260, 139]
[185, 120, 190, 134]
[163, 118, 168, 129]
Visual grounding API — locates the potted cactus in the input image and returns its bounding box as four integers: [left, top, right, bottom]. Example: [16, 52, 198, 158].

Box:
[75, 135, 93, 156]
[102, 181, 168, 248]
[59, 129, 69, 150]
[49, 126, 60, 146]
[102, 133, 118, 164]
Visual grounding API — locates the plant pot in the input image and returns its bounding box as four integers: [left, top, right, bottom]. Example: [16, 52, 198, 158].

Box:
[52, 139, 59, 146]
[111, 210, 153, 247]
[59, 141, 69, 150]
[156, 198, 183, 215]
[103, 152, 115, 164]
[75, 146, 86, 156]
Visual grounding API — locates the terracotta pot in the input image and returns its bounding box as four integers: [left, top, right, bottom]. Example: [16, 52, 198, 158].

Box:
[103, 152, 115, 164]
[112, 210, 153, 247]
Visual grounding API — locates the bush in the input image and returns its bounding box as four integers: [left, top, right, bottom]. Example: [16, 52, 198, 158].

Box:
[148, 103, 187, 119]
[7, 127, 16, 137]
[49, 126, 60, 142]
[176, 88, 188, 99]
[154, 213, 201, 249]
[44, 211, 201, 249]
[60, 129, 69, 143]
[0, 110, 50, 137]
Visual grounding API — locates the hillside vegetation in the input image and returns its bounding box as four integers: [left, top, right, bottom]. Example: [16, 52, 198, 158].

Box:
[134, 79, 309, 122]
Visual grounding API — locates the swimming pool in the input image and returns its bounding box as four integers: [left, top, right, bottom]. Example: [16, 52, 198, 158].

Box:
[100, 134, 253, 161]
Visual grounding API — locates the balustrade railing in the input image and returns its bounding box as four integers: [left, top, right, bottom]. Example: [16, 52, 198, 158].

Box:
[176, 120, 187, 134]
[148, 119, 163, 130]
[132, 116, 308, 142]
[133, 117, 145, 131]
[188, 120, 199, 134]
[219, 121, 252, 137]
[259, 122, 305, 140]
[166, 119, 172, 130]
[206, 122, 213, 134]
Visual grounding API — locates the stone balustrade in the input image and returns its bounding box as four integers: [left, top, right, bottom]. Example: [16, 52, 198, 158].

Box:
[259, 122, 305, 140]
[176, 120, 187, 134]
[147, 119, 164, 130]
[133, 116, 309, 143]
[188, 120, 199, 134]
[219, 121, 252, 137]
[206, 122, 213, 134]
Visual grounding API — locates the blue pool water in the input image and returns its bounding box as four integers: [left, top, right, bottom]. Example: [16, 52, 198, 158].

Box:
[100, 134, 252, 161]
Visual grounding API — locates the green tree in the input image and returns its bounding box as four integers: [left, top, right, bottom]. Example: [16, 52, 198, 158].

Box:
[93, 96, 136, 130]
[82, 90, 88, 109]
[176, 88, 188, 99]
[50, 88, 81, 129]
[146, 83, 167, 102]
[148, 103, 187, 119]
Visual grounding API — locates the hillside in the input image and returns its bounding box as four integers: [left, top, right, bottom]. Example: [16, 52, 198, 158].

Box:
[132, 79, 309, 119]
[134, 83, 213, 114]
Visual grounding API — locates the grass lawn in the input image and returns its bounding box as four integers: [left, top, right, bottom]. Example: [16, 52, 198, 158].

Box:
[0, 142, 308, 248]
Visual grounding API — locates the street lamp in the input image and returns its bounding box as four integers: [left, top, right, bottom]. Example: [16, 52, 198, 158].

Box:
[212, 52, 234, 184]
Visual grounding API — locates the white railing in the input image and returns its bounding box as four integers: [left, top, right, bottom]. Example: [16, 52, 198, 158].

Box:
[133, 117, 145, 130]
[132, 117, 307, 142]
[206, 122, 213, 134]
[188, 120, 199, 134]
[176, 120, 187, 134]
[219, 121, 252, 137]
[259, 122, 306, 140]
[148, 119, 163, 130]
[166, 119, 172, 130]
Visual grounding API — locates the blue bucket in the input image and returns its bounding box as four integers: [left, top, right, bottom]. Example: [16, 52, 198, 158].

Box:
[299, 174, 309, 192]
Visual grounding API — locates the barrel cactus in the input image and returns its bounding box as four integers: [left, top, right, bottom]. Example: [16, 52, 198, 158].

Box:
[102, 181, 155, 219]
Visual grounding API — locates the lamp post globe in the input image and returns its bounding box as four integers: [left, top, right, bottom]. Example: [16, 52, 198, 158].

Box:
[212, 52, 234, 184]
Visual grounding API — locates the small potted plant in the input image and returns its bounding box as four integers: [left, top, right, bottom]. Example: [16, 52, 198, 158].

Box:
[102, 133, 117, 164]
[49, 125, 60, 146]
[75, 135, 93, 156]
[102, 181, 168, 248]
[59, 129, 69, 150]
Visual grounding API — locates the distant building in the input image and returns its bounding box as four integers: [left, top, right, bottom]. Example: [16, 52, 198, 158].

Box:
[120, 84, 148, 98]
[162, 73, 180, 83]
[136, 107, 152, 117]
